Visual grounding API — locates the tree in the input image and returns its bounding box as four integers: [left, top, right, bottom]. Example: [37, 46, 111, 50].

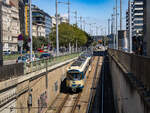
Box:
[23, 35, 48, 51]
[50, 23, 89, 48]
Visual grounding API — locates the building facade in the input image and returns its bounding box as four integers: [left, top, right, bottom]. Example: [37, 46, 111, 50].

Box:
[31, 4, 51, 38]
[126, 2, 134, 38]
[143, 0, 150, 56]
[126, 0, 144, 53]
[51, 15, 68, 28]
[126, 0, 144, 37]
[126, 1, 134, 51]
[133, 0, 144, 36]
[0, 0, 20, 52]
[18, 0, 26, 35]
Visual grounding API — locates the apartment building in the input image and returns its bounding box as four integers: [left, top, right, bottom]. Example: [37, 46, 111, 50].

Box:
[126, 1, 134, 50]
[32, 24, 46, 37]
[126, 0, 144, 36]
[0, 0, 20, 52]
[51, 15, 68, 28]
[31, 5, 51, 37]
[143, 0, 150, 56]
[133, 0, 144, 36]
[126, 2, 134, 38]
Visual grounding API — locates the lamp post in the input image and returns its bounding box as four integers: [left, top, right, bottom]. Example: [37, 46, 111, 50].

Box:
[56, 0, 70, 56]
[129, 0, 132, 53]
[56, 0, 59, 56]
[116, 0, 118, 49]
[29, 0, 33, 60]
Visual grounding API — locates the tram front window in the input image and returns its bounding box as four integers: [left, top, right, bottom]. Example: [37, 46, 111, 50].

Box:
[67, 72, 82, 80]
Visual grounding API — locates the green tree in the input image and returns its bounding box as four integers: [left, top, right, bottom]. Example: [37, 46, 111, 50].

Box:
[50, 23, 89, 48]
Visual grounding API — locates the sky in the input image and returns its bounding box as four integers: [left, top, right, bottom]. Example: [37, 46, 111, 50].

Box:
[32, 0, 128, 35]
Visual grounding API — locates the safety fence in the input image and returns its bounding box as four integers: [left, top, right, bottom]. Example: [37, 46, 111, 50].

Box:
[0, 53, 80, 81]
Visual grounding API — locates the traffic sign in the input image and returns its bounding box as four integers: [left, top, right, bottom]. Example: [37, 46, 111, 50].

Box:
[18, 34, 23, 40]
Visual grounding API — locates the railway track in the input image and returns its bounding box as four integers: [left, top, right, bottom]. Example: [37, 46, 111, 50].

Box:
[46, 56, 100, 113]
[53, 93, 81, 113]
[56, 94, 70, 113]
[70, 93, 81, 113]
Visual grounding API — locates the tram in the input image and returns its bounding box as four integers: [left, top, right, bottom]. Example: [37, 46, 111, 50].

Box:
[66, 53, 91, 92]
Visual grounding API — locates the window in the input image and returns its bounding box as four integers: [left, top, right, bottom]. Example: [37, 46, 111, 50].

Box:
[54, 81, 58, 92]
[67, 72, 82, 80]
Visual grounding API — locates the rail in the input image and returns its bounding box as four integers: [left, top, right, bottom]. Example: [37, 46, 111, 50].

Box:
[70, 93, 81, 113]
[86, 56, 100, 113]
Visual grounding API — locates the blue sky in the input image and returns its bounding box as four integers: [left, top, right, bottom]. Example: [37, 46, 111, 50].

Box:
[32, 0, 128, 35]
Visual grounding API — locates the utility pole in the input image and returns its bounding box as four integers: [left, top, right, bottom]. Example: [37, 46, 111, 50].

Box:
[120, 0, 122, 30]
[83, 20, 86, 31]
[111, 14, 113, 34]
[80, 16, 82, 30]
[96, 26, 98, 36]
[29, 0, 33, 60]
[116, 0, 118, 49]
[75, 11, 77, 25]
[72, 11, 77, 26]
[68, 0, 70, 23]
[112, 8, 116, 49]
[89, 24, 92, 35]
[129, 0, 132, 53]
[108, 18, 110, 35]
[56, 0, 59, 56]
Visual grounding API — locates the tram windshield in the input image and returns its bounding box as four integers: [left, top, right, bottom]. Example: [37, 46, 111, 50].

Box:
[67, 72, 82, 80]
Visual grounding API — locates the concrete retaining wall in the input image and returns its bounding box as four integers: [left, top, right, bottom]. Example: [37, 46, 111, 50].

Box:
[109, 55, 150, 113]
[0, 58, 76, 113]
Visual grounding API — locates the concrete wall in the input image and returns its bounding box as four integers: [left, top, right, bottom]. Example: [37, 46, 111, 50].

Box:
[16, 61, 72, 113]
[0, 57, 76, 113]
[109, 55, 150, 113]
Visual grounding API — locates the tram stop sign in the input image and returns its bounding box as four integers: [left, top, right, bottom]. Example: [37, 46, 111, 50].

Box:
[18, 34, 23, 47]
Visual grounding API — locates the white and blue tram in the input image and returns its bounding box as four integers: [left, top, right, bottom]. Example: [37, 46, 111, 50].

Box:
[66, 54, 91, 92]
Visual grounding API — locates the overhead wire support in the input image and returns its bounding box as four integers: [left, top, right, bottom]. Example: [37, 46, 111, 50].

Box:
[116, 0, 118, 50]
[29, 0, 33, 61]
[129, 0, 132, 53]
[80, 16, 82, 30]
[68, 0, 70, 24]
[108, 18, 110, 35]
[56, 0, 59, 56]
[72, 11, 78, 26]
[120, 0, 122, 30]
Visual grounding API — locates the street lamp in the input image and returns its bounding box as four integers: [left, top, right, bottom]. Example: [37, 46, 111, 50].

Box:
[29, 0, 33, 61]
[56, 0, 59, 56]
[55, 0, 70, 56]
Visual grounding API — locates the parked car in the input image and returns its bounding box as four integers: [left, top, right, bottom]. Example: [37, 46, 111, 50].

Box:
[40, 53, 53, 59]
[16, 56, 30, 63]
[3, 50, 11, 55]
[24, 54, 37, 61]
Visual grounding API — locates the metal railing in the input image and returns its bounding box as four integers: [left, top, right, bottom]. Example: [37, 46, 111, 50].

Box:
[24, 53, 80, 74]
